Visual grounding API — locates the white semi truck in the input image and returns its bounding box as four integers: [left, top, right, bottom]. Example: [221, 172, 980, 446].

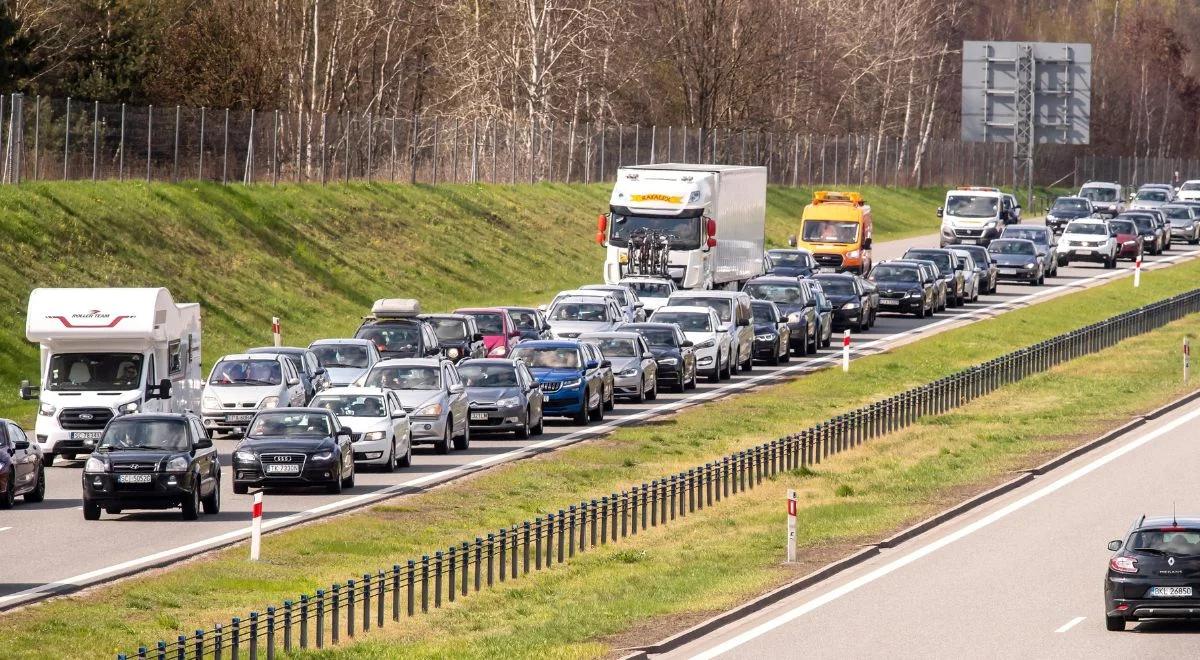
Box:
[20, 288, 203, 465]
[599, 164, 766, 290]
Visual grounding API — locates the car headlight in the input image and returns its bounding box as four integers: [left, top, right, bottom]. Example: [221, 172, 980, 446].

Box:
[787, 313, 802, 323]
[118, 401, 139, 415]
[447, 347, 460, 359]
[755, 333, 777, 341]
[259, 396, 279, 408]
[1023, 263, 1036, 269]
[495, 395, 522, 408]
[165, 456, 189, 473]
[846, 249, 860, 258]
[1045, 214, 1056, 221]
[234, 450, 257, 463]
[1123, 240, 1136, 246]
[39, 402, 56, 417]
[311, 451, 335, 462]
[414, 402, 444, 417]
[695, 339, 716, 349]
[559, 378, 583, 389]
[984, 221, 997, 228]
[84, 456, 109, 473]
[906, 291, 922, 298]
[842, 302, 860, 310]
[363, 431, 386, 441]
[657, 357, 679, 365]
[202, 394, 220, 409]
[617, 368, 639, 377]
[488, 345, 508, 357]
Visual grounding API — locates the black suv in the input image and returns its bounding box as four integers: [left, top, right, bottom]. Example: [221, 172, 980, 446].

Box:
[355, 316, 441, 360]
[1105, 515, 1200, 631]
[81, 413, 221, 520]
[420, 313, 486, 363]
[232, 407, 355, 494]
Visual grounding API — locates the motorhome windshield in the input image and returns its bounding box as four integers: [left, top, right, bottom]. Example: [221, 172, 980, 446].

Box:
[1080, 187, 1118, 202]
[608, 213, 702, 250]
[48, 353, 144, 392]
[946, 195, 999, 218]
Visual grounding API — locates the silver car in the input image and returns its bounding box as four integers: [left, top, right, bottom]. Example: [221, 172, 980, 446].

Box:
[580, 331, 659, 402]
[308, 338, 382, 388]
[578, 284, 647, 322]
[357, 357, 470, 454]
[950, 250, 981, 302]
[201, 353, 306, 437]
[311, 387, 412, 470]
[545, 295, 625, 339]
[665, 291, 755, 373]
[458, 359, 544, 438]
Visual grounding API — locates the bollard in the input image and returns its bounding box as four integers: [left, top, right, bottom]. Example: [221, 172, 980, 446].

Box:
[407, 561, 416, 617]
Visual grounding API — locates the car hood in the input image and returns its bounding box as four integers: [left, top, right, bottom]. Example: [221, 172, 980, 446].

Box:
[1061, 233, 1108, 243]
[1170, 218, 1195, 227]
[529, 367, 584, 381]
[639, 296, 670, 312]
[336, 417, 391, 433]
[1048, 209, 1090, 220]
[325, 367, 367, 387]
[1130, 200, 1166, 209]
[204, 383, 281, 406]
[771, 266, 814, 277]
[753, 322, 779, 335]
[1114, 232, 1139, 243]
[238, 437, 337, 453]
[991, 253, 1037, 266]
[609, 357, 640, 373]
[94, 450, 177, 469]
[648, 346, 682, 360]
[681, 331, 719, 346]
[822, 293, 855, 305]
[466, 386, 522, 405]
[770, 301, 806, 316]
[389, 390, 444, 410]
[548, 320, 619, 336]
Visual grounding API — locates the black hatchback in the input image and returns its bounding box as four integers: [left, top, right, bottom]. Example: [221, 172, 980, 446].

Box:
[81, 413, 221, 520]
[1105, 516, 1200, 630]
[232, 408, 355, 494]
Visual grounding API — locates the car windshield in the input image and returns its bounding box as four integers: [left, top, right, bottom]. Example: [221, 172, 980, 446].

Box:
[1137, 190, 1168, 202]
[510, 347, 580, 369]
[464, 312, 505, 335]
[1109, 220, 1135, 234]
[362, 365, 441, 390]
[1002, 228, 1048, 245]
[458, 364, 520, 387]
[608, 214, 702, 250]
[905, 250, 951, 272]
[356, 322, 422, 355]
[814, 277, 854, 295]
[1164, 207, 1192, 220]
[653, 312, 712, 332]
[989, 240, 1035, 255]
[586, 337, 638, 357]
[1052, 199, 1090, 212]
[311, 344, 369, 369]
[751, 304, 777, 323]
[1066, 222, 1107, 235]
[247, 412, 333, 438]
[670, 297, 732, 322]
[946, 194, 998, 218]
[623, 281, 673, 298]
[47, 352, 144, 391]
[767, 250, 815, 267]
[426, 318, 468, 341]
[98, 419, 189, 451]
[1080, 187, 1118, 202]
[1182, 182, 1200, 191]
[633, 328, 677, 347]
[743, 283, 805, 304]
[586, 288, 628, 305]
[210, 359, 281, 386]
[1126, 216, 1155, 232]
[312, 394, 386, 418]
[549, 302, 608, 322]
[1128, 528, 1200, 556]
[871, 265, 920, 282]
[801, 220, 859, 244]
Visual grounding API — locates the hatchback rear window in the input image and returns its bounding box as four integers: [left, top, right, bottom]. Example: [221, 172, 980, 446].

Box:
[1128, 528, 1200, 555]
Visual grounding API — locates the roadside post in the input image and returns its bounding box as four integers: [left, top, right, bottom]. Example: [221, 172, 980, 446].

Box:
[842, 330, 851, 372]
[272, 317, 282, 347]
[250, 490, 264, 561]
[786, 489, 797, 563]
[1134, 255, 1142, 288]
[1185, 336, 1191, 385]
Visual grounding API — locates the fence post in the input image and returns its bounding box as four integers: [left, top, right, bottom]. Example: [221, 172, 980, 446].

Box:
[221, 108, 230, 184]
[63, 96, 71, 180]
[392, 565, 402, 622]
[315, 590, 324, 648]
[92, 100, 99, 180]
[407, 560, 416, 617]
[273, 110, 280, 186]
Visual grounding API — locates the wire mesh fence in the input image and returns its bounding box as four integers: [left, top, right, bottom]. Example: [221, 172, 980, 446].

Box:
[117, 287, 1200, 660]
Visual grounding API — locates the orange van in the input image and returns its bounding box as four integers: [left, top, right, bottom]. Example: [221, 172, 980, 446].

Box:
[792, 191, 874, 274]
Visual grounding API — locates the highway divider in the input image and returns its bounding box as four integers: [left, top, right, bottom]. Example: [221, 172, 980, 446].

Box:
[117, 288, 1200, 660]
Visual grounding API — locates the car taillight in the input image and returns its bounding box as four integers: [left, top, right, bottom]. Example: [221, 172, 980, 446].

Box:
[1110, 556, 1138, 574]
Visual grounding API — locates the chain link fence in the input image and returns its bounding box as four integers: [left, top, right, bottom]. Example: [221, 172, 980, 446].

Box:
[116, 287, 1200, 660]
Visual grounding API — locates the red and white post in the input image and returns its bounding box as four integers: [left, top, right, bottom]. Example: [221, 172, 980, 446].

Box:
[250, 490, 264, 561]
[842, 330, 851, 372]
[786, 489, 798, 563]
[271, 317, 282, 347]
[1134, 255, 1142, 288]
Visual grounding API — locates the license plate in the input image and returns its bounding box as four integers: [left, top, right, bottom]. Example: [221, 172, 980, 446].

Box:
[881, 299, 900, 306]
[227, 414, 253, 423]
[471, 412, 489, 421]
[1149, 586, 1193, 598]
[1076, 249, 1092, 255]
[961, 239, 977, 245]
[117, 473, 152, 484]
[999, 268, 1017, 275]
[265, 463, 301, 474]
[71, 431, 103, 441]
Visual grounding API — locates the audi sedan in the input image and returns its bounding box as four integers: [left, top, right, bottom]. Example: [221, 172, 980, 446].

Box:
[232, 408, 355, 494]
[1105, 516, 1200, 631]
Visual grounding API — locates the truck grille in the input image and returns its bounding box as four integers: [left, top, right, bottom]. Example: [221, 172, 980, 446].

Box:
[59, 407, 114, 430]
[813, 253, 844, 268]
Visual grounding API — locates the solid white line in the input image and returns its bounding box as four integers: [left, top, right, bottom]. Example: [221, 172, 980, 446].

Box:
[1055, 616, 1086, 633]
[0, 527, 12, 533]
[688, 403, 1200, 660]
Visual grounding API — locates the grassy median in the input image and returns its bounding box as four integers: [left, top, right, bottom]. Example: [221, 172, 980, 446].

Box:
[0, 227, 1195, 659]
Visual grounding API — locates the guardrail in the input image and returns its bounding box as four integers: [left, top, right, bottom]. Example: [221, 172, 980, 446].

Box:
[117, 288, 1200, 659]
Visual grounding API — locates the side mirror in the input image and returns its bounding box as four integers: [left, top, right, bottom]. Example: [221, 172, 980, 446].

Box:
[337, 428, 353, 440]
[737, 318, 750, 327]
[509, 331, 521, 338]
[787, 235, 797, 247]
[642, 352, 655, 359]
[18, 380, 37, 401]
[449, 383, 465, 395]
[537, 304, 548, 313]
[1107, 539, 1123, 552]
[804, 300, 816, 307]
[680, 340, 694, 348]
[863, 237, 873, 249]
[601, 360, 612, 368]
[315, 367, 327, 376]
[391, 409, 406, 419]
[716, 327, 728, 333]
[586, 360, 599, 370]
[288, 377, 301, 386]
[634, 301, 645, 308]
[542, 324, 552, 332]
[153, 378, 173, 400]
[935, 206, 944, 218]
[194, 437, 213, 450]
[474, 333, 485, 342]
[13, 439, 30, 451]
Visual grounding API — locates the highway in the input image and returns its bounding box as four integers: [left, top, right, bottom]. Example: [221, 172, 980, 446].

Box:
[660, 393, 1200, 660]
[3, 234, 1197, 612]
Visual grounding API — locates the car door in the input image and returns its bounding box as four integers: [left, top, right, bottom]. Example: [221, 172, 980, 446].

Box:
[518, 362, 542, 418]
[675, 326, 696, 374]
[4, 422, 31, 495]
[188, 418, 216, 497]
[305, 351, 328, 394]
[443, 363, 467, 436]
[283, 360, 305, 405]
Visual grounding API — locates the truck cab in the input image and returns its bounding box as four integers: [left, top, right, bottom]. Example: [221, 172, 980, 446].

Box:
[793, 191, 874, 274]
[19, 288, 202, 466]
[937, 186, 1008, 247]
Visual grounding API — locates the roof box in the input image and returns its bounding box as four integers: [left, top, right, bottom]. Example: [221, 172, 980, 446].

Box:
[371, 298, 421, 318]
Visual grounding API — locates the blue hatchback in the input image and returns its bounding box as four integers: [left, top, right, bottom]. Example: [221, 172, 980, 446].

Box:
[509, 341, 607, 425]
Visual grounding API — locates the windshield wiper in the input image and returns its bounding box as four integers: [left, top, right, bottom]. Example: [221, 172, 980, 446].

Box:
[1132, 547, 1170, 556]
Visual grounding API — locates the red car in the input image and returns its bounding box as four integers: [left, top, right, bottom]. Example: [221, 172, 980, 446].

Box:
[454, 307, 520, 357]
[1108, 218, 1143, 262]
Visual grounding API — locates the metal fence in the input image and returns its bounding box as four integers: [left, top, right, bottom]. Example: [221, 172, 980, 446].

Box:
[0, 92, 1117, 189]
[116, 286, 1200, 660]
[1072, 154, 1200, 190]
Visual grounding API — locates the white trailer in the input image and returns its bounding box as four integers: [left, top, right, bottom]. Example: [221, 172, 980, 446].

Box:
[21, 288, 202, 464]
[601, 164, 766, 289]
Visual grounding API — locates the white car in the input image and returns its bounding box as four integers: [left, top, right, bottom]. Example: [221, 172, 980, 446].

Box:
[311, 387, 412, 470]
[544, 295, 625, 339]
[1176, 179, 1200, 201]
[1130, 187, 1171, 211]
[618, 277, 677, 314]
[201, 353, 306, 437]
[308, 338, 382, 387]
[665, 290, 755, 374]
[650, 305, 733, 382]
[578, 284, 646, 322]
[1056, 219, 1118, 269]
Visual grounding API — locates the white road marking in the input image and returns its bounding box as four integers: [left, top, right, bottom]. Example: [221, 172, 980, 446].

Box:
[1055, 616, 1086, 633]
[688, 403, 1200, 660]
[0, 527, 12, 533]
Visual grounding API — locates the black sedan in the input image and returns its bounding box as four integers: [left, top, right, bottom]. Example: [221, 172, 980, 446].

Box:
[1105, 516, 1200, 631]
[421, 313, 486, 363]
[750, 300, 792, 365]
[813, 273, 876, 331]
[233, 408, 356, 494]
[621, 322, 697, 393]
[904, 248, 966, 307]
[742, 275, 818, 355]
[765, 249, 817, 278]
[0, 419, 45, 507]
[1044, 196, 1094, 234]
[868, 262, 935, 318]
[81, 413, 221, 520]
[987, 238, 1044, 285]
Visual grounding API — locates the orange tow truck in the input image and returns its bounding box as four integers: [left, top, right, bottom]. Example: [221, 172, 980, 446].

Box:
[791, 191, 874, 274]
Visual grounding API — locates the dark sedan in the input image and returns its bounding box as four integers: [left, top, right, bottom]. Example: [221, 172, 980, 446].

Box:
[742, 275, 818, 355]
[765, 249, 817, 278]
[232, 408, 355, 494]
[987, 238, 1044, 285]
[750, 300, 792, 365]
[1105, 516, 1200, 631]
[420, 313, 486, 363]
[458, 359, 544, 438]
[812, 273, 876, 331]
[951, 244, 998, 294]
[0, 419, 45, 507]
[1044, 196, 1094, 234]
[869, 261, 935, 318]
[622, 322, 697, 392]
[904, 248, 966, 307]
[81, 413, 221, 520]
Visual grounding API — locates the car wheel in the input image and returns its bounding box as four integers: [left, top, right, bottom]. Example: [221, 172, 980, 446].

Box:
[202, 475, 221, 514]
[741, 348, 753, 372]
[635, 379, 646, 404]
[574, 391, 591, 425]
[707, 356, 721, 383]
[590, 392, 605, 421]
[43, 453, 55, 468]
[453, 420, 470, 451]
[1105, 615, 1125, 632]
[531, 411, 545, 436]
[603, 385, 615, 411]
[646, 377, 658, 400]
[722, 351, 733, 379]
[83, 501, 101, 520]
[0, 469, 14, 509]
[435, 423, 451, 454]
[342, 457, 356, 488]
[516, 410, 531, 439]
[398, 434, 413, 467]
[181, 483, 200, 520]
[768, 342, 781, 366]
[795, 333, 808, 357]
[24, 465, 45, 503]
[674, 372, 687, 393]
[383, 440, 397, 472]
[780, 340, 791, 363]
[233, 481, 249, 495]
[326, 470, 343, 494]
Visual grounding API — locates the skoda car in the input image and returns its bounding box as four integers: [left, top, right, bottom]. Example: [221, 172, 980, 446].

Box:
[622, 322, 697, 392]
[311, 388, 412, 471]
[510, 341, 607, 425]
[457, 358, 544, 438]
[749, 300, 792, 365]
[232, 408, 355, 494]
[813, 273, 876, 331]
[988, 238, 1044, 285]
[580, 331, 659, 402]
[869, 261, 935, 318]
[358, 357, 470, 454]
[1104, 516, 1200, 631]
[742, 276, 818, 356]
[308, 338, 381, 387]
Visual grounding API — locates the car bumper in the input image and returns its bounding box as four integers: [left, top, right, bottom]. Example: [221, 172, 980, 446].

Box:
[1060, 248, 1109, 262]
[995, 268, 1038, 281]
[832, 309, 862, 326]
[941, 227, 1001, 245]
[407, 416, 448, 444]
[1116, 244, 1140, 258]
[351, 437, 393, 463]
[877, 297, 923, 312]
[693, 347, 720, 375]
[654, 362, 683, 382]
[542, 388, 586, 416]
[202, 410, 258, 433]
[1171, 227, 1196, 238]
[468, 406, 527, 431]
[752, 337, 780, 358]
[82, 472, 197, 508]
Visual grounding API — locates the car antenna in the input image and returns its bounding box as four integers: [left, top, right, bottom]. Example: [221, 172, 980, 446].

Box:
[1173, 502, 1178, 527]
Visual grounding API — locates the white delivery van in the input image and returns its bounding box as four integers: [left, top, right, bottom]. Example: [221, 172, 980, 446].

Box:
[936, 186, 1010, 247]
[600, 164, 766, 290]
[20, 288, 202, 465]
[1078, 181, 1125, 217]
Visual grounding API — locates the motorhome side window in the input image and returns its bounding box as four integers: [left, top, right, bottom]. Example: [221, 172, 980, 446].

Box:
[48, 353, 144, 391]
[168, 340, 183, 376]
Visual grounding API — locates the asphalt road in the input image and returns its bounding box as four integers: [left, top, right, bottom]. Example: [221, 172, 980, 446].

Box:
[3, 232, 1197, 612]
[662, 395, 1200, 660]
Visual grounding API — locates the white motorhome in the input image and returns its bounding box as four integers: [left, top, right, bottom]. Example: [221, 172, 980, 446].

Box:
[20, 288, 202, 464]
[600, 164, 766, 290]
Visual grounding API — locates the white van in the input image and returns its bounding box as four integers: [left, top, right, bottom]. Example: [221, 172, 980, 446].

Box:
[936, 187, 1009, 247]
[1078, 181, 1125, 217]
[20, 288, 202, 465]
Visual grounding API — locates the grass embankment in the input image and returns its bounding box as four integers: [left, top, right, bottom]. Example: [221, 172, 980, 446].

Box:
[0, 182, 954, 421]
[2, 236, 1197, 659]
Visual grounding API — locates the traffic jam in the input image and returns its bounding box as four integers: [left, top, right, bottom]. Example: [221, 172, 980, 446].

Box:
[3, 166, 1192, 527]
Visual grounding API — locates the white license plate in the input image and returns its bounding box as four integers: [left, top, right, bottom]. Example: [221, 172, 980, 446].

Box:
[999, 268, 1017, 275]
[471, 412, 489, 421]
[961, 239, 978, 245]
[265, 463, 301, 474]
[1075, 249, 1093, 255]
[227, 414, 253, 423]
[881, 299, 900, 306]
[71, 431, 103, 441]
[1149, 586, 1193, 598]
[117, 473, 153, 484]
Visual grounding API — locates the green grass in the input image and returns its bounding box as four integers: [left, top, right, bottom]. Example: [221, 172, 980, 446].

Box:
[0, 181, 965, 422]
[2, 235, 1197, 660]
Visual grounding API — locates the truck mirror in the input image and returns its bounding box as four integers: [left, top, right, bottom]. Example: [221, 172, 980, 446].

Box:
[935, 206, 944, 218]
[862, 237, 872, 249]
[787, 235, 797, 247]
[18, 380, 36, 401]
[155, 378, 173, 401]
